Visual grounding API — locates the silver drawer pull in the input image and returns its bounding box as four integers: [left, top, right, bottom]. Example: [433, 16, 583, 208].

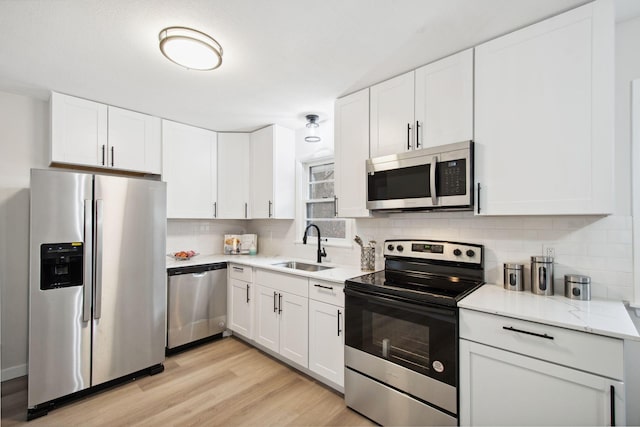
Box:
[503, 326, 554, 340]
[313, 283, 333, 290]
[233, 266, 244, 272]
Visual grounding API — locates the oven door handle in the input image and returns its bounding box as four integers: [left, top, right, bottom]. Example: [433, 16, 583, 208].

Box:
[344, 287, 457, 321]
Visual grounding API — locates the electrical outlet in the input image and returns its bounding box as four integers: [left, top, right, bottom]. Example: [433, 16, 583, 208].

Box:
[546, 247, 555, 258]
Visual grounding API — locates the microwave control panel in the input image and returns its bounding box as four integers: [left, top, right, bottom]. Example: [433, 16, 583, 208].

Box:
[437, 159, 466, 196]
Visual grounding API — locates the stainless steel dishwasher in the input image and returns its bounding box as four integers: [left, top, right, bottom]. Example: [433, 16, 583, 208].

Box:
[167, 262, 227, 352]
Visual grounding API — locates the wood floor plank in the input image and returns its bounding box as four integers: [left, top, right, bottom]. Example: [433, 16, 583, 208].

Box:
[1, 337, 373, 427]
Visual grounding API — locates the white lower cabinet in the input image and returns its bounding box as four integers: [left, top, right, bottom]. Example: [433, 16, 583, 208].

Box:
[459, 309, 625, 426]
[227, 264, 254, 340]
[254, 270, 309, 368]
[460, 340, 624, 426]
[308, 299, 344, 386]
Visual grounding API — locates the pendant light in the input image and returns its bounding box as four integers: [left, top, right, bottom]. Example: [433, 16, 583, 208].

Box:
[305, 114, 321, 143]
[159, 26, 223, 71]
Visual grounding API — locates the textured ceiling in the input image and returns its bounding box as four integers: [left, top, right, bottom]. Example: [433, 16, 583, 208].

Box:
[0, 0, 636, 132]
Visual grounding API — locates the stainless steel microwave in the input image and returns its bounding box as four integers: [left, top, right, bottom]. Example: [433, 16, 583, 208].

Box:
[366, 140, 473, 211]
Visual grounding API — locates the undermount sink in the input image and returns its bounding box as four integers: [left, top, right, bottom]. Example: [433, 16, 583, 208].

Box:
[272, 261, 334, 272]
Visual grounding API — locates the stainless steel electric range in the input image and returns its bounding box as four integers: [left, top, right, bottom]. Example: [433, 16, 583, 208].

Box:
[344, 239, 485, 426]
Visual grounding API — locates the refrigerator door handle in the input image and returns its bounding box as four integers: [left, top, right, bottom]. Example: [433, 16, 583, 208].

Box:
[94, 199, 104, 320]
[82, 200, 93, 322]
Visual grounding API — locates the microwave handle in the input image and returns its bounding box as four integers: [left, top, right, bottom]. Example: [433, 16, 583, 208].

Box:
[430, 156, 438, 205]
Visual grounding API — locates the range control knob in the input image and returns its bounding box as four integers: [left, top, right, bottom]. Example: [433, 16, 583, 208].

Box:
[387, 244, 395, 251]
[397, 245, 404, 252]
[453, 249, 462, 256]
[466, 249, 476, 257]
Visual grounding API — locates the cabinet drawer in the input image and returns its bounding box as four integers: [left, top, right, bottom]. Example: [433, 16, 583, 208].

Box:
[256, 269, 308, 298]
[309, 279, 344, 307]
[459, 309, 623, 380]
[229, 264, 253, 282]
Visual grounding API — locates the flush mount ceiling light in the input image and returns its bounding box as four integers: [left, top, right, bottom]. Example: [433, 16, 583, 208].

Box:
[158, 26, 223, 71]
[305, 114, 321, 143]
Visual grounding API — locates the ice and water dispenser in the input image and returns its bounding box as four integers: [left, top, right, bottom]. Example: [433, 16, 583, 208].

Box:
[40, 243, 83, 290]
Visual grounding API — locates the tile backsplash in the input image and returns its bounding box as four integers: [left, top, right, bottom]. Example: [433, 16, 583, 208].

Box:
[170, 213, 633, 302]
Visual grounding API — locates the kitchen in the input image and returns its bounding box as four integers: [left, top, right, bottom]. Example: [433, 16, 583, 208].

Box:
[2, 0, 640, 425]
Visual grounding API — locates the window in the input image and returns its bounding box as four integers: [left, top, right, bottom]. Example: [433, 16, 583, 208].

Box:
[300, 159, 350, 244]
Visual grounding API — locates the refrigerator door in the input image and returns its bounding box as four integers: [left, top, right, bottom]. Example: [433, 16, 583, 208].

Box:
[92, 175, 166, 385]
[28, 169, 93, 408]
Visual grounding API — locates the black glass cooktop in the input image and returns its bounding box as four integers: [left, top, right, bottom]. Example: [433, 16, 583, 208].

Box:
[345, 270, 484, 307]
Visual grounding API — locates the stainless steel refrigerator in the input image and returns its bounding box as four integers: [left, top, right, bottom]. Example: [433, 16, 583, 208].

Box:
[28, 169, 166, 419]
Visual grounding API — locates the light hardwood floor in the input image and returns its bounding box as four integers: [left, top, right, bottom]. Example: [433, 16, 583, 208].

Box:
[1, 337, 374, 426]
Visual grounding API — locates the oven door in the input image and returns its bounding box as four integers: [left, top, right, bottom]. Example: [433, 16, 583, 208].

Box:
[344, 288, 458, 415]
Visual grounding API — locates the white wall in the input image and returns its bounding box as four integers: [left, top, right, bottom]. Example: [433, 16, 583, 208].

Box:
[0, 91, 49, 380]
[166, 219, 247, 255]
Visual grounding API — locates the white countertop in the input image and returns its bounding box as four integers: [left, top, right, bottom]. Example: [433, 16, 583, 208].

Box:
[165, 253, 368, 284]
[459, 284, 640, 341]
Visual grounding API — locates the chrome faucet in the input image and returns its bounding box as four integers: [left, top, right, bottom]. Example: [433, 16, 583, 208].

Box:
[303, 223, 327, 263]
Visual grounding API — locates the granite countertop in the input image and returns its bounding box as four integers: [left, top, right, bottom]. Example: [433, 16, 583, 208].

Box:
[459, 284, 640, 341]
[165, 253, 368, 284]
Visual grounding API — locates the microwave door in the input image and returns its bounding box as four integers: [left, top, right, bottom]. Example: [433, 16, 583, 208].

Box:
[367, 162, 435, 210]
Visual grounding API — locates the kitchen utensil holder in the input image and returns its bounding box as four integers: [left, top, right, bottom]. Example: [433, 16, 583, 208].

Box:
[361, 247, 375, 271]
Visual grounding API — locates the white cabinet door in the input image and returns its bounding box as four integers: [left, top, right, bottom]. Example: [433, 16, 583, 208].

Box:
[474, 0, 614, 215]
[308, 299, 344, 386]
[250, 125, 295, 219]
[334, 88, 370, 218]
[254, 284, 279, 353]
[250, 126, 274, 219]
[217, 133, 250, 219]
[279, 291, 308, 368]
[415, 49, 473, 149]
[228, 278, 253, 340]
[460, 340, 625, 426]
[370, 71, 415, 158]
[50, 92, 107, 167]
[107, 106, 161, 174]
[162, 120, 217, 218]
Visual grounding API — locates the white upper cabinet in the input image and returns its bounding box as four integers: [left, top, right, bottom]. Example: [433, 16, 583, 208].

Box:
[217, 133, 251, 219]
[51, 92, 108, 167]
[334, 88, 370, 218]
[50, 92, 161, 174]
[250, 125, 295, 219]
[162, 120, 217, 219]
[369, 71, 415, 158]
[414, 49, 473, 149]
[107, 106, 161, 174]
[474, 0, 614, 215]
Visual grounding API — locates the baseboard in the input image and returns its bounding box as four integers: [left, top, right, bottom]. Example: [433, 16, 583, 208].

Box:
[2, 363, 27, 381]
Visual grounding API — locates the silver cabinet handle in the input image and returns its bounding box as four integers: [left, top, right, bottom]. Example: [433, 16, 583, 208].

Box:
[94, 199, 104, 319]
[314, 283, 334, 290]
[110, 146, 114, 167]
[430, 156, 438, 206]
[334, 196, 338, 217]
[244, 202, 248, 219]
[273, 291, 278, 313]
[213, 202, 217, 218]
[233, 266, 244, 272]
[416, 121, 421, 149]
[477, 182, 482, 214]
[82, 200, 93, 322]
[406, 123, 412, 150]
[268, 200, 273, 218]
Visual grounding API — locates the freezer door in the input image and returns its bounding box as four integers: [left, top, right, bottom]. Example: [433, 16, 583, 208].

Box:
[28, 169, 93, 408]
[92, 175, 167, 386]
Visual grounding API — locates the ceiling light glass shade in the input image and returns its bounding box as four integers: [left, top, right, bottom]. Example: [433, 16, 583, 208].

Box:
[159, 27, 223, 71]
[305, 114, 321, 143]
